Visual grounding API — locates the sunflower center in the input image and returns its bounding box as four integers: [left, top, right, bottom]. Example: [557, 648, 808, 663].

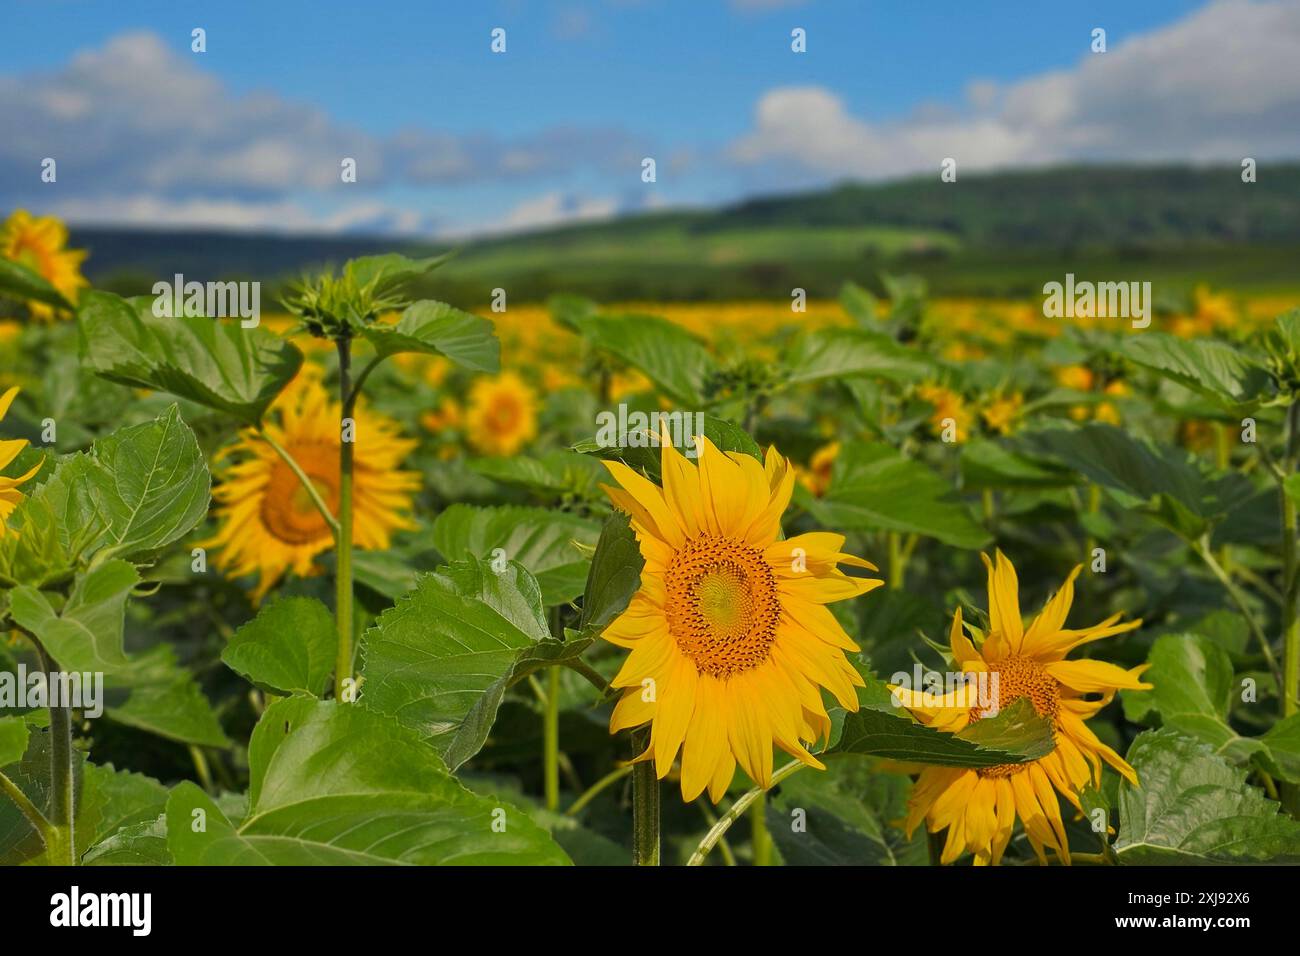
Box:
[971, 655, 1060, 778]
[487, 398, 520, 433]
[261, 443, 339, 545]
[664, 536, 781, 679]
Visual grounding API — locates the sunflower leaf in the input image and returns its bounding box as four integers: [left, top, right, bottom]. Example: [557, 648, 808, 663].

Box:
[0, 256, 71, 308]
[360, 299, 499, 372]
[781, 327, 935, 386]
[580, 312, 718, 406]
[832, 696, 1053, 767]
[221, 597, 336, 698]
[358, 559, 550, 758]
[432, 504, 601, 607]
[806, 442, 992, 550]
[166, 697, 569, 865]
[578, 512, 644, 632]
[1115, 728, 1300, 864]
[1125, 333, 1272, 411]
[77, 291, 303, 425]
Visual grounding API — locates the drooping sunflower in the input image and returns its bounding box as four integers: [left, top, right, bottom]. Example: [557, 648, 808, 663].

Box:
[891, 551, 1150, 865]
[600, 434, 881, 802]
[0, 387, 41, 535]
[204, 368, 419, 602]
[465, 371, 537, 456]
[0, 210, 87, 321]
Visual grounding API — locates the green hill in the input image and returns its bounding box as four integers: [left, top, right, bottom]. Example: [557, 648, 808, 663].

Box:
[70, 163, 1300, 304]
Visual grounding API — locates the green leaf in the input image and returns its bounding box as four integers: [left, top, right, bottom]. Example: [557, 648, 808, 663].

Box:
[77, 291, 303, 425]
[1126, 333, 1271, 410]
[358, 560, 550, 755]
[832, 696, 1054, 767]
[37, 405, 210, 563]
[783, 327, 933, 386]
[360, 300, 500, 372]
[77, 763, 170, 859]
[578, 512, 644, 632]
[582, 313, 718, 406]
[221, 597, 336, 697]
[167, 698, 570, 865]
[0, 717, 28, 766]
[1116, 729, 1300, 864]
[10, 560, 140, 672]
[806, 442, 991, 549]
[768, 756, 926, 865]
[1121, 633, 1264, 767]
[1017, 422, 1251, 539]
[431, 504, 600, 607]
[106, 674, 232, 748]
[471, 449, 607, 497]
[960, 439, 1075, 491]
[83, 817, 171, 866]
[0, 256, 71, 308]
[344, 252, 450, 292]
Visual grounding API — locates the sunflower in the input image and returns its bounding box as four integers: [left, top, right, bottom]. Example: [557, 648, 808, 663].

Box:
[204, 368, 419, 602]
[0, 210, 87, 321]
[917, 384, 971, 443]
[466, 371, 537, 456]
[980, 392, 1023, 436]
[891, 551, 1150, 865]
[599, 434, 881, 802]
[0, 387, 41, 535]
[797, 440, 840, 497]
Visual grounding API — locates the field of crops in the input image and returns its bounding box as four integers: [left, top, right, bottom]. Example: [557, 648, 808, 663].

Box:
[3, 210, 1300, 869]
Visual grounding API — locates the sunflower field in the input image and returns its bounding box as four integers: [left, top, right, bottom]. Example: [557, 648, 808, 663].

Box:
[2, 210, 1300, 871]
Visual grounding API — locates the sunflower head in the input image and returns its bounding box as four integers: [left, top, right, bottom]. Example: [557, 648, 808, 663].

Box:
[797, 440, 840, 497]
[0, 386, 42, 536]
[980, 392, 1023, 436]
[917, 383, 971, 443]
[466, 371, 537, 457]
[891, 550, 1150, 865]
[0, 210, 87, 321]
[204, 367, 419, 602]
[599, 430, 881, 802]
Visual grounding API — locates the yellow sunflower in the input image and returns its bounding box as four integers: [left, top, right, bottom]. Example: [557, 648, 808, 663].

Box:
[205, 368, 419, 602]
[917, 384, 971, 443]
[980, 392, 1023, 436]
[796, 440, 840, 497]
[0, 387, 42, 535]
[600, 434, 882, 802]
[466, 371, 537, 456]
[891, 551, 1150, 865]
[0, 210, 87, 321]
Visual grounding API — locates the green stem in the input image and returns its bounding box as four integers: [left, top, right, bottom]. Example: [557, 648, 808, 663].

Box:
[631, 731, 659, 866]
[1284, 490, 1299, 718]
[543, 667, 560, 812]
[334, 336, 356, 701]
[189, 745, 214, 793]
[696, 800, 737, 865]
[1194, 538, 1282, 684]
[887, 532, 904, 590]
[687, 758, 805, 866]
[750, 792, 773, 866]
[566, 764, 632, 816]
[36, 643, 76, 866]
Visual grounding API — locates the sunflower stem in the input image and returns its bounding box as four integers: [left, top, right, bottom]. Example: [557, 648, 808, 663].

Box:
[334, 336, 356, 701]
[543, 666, 561, 812]
[750, 792, 773, 866]
[631, 730, 659, 866]
[36, 641, 76, 866]
[686, 759, 805, 866]
[887, 532, 904, 590]
[566, 764, 631, 816]
[1194, 537, 1282, 685]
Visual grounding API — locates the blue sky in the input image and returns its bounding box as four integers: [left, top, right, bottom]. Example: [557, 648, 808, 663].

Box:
[2, 0, 1296, 236]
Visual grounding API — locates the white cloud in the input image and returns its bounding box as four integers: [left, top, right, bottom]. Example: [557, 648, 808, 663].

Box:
[731, 0, 1300, 180]
[0, 30, 644, 233]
